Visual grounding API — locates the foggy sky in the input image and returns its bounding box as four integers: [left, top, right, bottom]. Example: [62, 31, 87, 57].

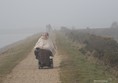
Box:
[0, 0, 118, 29]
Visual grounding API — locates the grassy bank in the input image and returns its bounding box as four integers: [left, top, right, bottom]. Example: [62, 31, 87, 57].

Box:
[56, 32, 118, 83]
[0, 34, 40, 82]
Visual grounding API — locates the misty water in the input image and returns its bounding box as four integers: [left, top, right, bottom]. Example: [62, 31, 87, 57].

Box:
[0, 32, 36, 49]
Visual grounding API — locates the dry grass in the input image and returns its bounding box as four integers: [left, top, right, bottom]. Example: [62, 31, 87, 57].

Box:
[0, 34, 40, 83]
[56, 32, 118, 83]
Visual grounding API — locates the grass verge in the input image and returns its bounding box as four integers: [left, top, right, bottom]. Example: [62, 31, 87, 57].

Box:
[0, 34, 40, 83]
[56, 32, 118, 83]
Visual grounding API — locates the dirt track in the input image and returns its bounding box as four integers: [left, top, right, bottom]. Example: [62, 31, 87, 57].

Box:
[3, 50, 61, 83]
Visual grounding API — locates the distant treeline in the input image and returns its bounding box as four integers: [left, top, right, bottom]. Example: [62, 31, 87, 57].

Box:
[61, 27, 118, 70]
[76, 22, 118, 42]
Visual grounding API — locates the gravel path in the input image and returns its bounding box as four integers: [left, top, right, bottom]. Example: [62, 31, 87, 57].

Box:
[3, 50, 61, 83]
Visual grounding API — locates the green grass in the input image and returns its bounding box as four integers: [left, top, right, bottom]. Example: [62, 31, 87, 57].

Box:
[56, 32, 118, 83]
[0, 34, 40, 82]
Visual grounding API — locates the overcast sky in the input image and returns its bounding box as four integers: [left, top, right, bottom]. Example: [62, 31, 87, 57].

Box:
[0, 0, 118, 29]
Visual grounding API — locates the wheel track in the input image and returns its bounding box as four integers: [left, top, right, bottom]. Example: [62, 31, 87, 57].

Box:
[3, 50, 61, 83]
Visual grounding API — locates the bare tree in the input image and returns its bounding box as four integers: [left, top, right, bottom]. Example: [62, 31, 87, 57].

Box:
[46, 24, 52, 32]
[111, 21, 118, 28]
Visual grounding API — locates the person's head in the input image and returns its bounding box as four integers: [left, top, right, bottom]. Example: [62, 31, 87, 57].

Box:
[41, 32, 49, 39]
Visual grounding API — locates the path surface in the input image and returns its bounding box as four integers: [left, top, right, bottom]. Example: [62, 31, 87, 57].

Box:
[3, 50, 61, 83]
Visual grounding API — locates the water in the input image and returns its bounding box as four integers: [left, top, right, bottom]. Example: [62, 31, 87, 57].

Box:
[0, 33, 34, 49]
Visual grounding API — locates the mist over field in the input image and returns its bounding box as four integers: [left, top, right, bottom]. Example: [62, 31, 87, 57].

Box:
[0, 0, 118, 48]
[1, 0, 118, 83]
[0, 0, 118, 29]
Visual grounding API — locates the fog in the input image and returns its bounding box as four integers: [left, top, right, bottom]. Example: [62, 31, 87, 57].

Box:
[0, 0, 118, 30]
